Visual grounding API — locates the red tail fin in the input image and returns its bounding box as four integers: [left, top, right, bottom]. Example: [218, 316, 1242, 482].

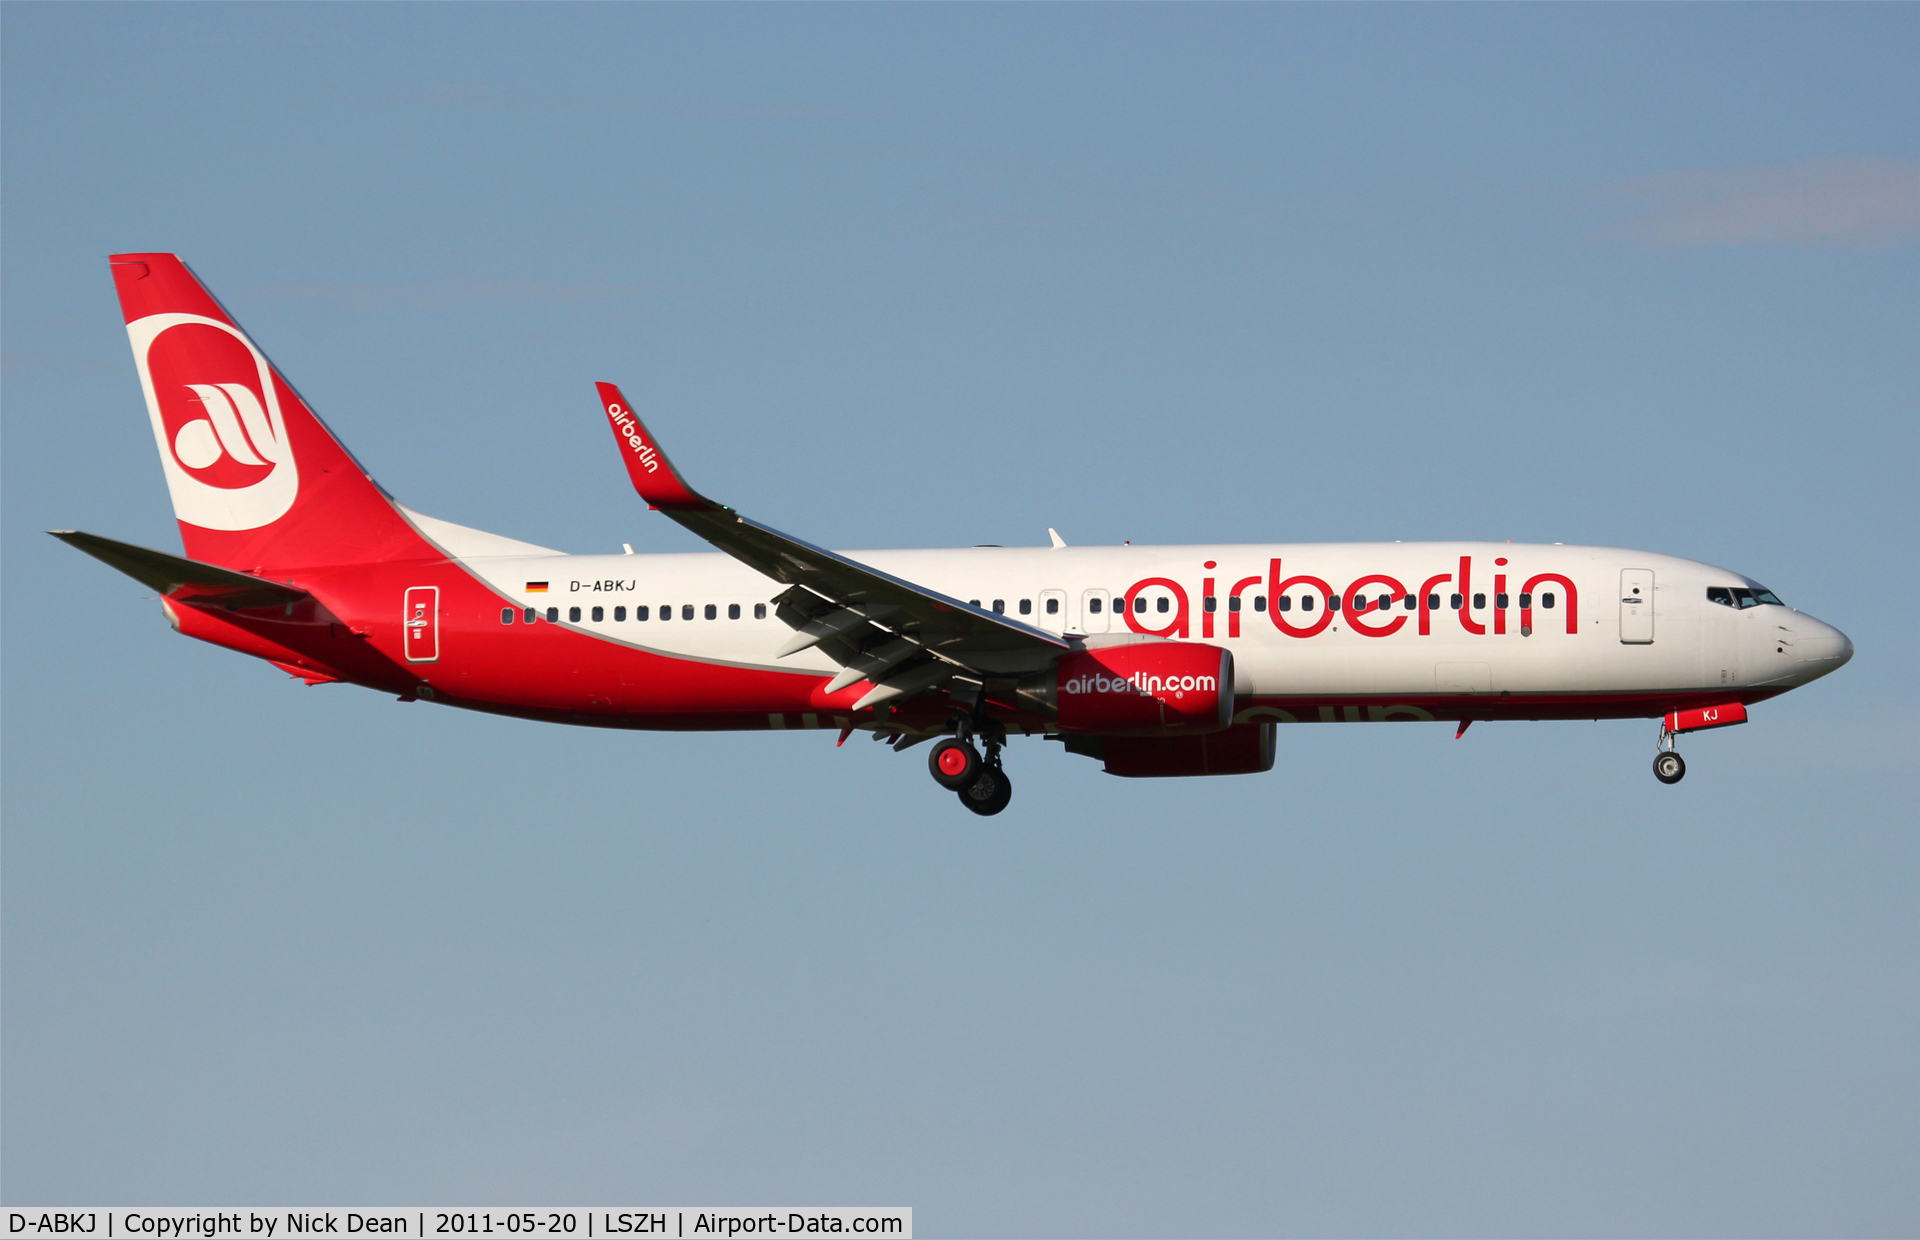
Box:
[111, 254, 425, 571]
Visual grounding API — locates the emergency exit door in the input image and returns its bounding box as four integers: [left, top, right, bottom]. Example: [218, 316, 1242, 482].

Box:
[1038, 589, 1067, 634]
[404, 586, 440, 663]
[1081, 588, 1111, 634]
[1619, 569, 1654, 644]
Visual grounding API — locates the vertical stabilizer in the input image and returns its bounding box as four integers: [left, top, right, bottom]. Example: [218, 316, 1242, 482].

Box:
[110, 253, 426, 571]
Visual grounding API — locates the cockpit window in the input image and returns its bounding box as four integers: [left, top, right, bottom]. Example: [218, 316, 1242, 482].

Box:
[1711, 585, 1783, 609]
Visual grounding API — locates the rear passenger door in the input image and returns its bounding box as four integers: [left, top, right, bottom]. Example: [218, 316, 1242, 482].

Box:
[1620, 569, 1654, 644]
[403, 586, 439, 663]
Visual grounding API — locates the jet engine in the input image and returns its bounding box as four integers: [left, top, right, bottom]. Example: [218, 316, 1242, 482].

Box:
[1019, 642, 1233, 736]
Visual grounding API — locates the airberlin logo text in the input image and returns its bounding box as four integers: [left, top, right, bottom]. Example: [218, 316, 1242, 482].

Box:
[1119, 556, 1582, 641]
[1063, 673, 1216, 696]
[607, 403, 660, 474]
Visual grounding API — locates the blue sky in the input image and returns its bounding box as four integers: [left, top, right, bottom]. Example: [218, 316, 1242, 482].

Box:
[4, 5, 1916, 1234]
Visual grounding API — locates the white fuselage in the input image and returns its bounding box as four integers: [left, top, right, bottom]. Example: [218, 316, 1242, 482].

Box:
[452, 540, 1852, 707]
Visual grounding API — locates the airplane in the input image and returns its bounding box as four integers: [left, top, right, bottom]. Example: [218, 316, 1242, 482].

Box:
[55, 253, 1853, 815]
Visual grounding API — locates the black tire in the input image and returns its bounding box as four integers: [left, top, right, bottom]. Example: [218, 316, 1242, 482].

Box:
[957, 767, 1013, 816]
[1653, 751, 1686, 785]
[928, 737, 983, 790]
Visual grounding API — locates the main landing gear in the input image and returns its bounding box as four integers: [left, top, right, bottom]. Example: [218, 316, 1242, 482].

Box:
[927, 716, 1013, 815]
[1653, 726, 1686, 785]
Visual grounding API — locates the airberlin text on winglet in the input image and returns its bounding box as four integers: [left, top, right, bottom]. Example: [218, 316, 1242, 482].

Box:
[605, 398, 661, 474]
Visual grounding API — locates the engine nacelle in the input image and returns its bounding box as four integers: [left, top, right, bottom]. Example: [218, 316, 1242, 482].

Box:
[1021, 642, 1233, 736]
[1102, 722, 1277, 777]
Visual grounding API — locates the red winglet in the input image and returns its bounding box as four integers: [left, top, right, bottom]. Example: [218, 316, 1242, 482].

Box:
[595, 382, 707, 510]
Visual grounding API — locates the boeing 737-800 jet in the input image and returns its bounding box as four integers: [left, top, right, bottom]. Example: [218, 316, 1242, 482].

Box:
[55, 254, 1853, 814]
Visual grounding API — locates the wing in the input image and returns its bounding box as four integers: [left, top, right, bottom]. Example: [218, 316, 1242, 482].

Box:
[595, 382, 1068, 707]
[51, 530, 311, 609]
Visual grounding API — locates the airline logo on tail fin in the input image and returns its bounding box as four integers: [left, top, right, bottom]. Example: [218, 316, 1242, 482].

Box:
[129, 311, 299, 530]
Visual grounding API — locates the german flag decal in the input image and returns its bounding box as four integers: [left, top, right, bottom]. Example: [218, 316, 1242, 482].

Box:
[525, 582, 549, 593]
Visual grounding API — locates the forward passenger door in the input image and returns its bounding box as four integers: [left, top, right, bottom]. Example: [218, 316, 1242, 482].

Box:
[1620, 569, 1654, 644]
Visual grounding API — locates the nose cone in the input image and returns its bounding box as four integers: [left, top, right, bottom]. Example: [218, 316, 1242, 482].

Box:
[1796, 615, 1854, 678]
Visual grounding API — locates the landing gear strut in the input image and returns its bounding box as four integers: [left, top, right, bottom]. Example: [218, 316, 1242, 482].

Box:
[1653, 727, 1686, 785]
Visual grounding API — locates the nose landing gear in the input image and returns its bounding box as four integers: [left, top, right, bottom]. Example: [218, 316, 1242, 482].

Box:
[1653, 725, 1686, 784]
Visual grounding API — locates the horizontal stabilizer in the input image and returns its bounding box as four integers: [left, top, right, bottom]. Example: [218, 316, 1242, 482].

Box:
[50, 530, 309, 609]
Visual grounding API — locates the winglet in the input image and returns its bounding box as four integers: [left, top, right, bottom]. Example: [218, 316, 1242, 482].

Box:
[595, 382, 712, 511]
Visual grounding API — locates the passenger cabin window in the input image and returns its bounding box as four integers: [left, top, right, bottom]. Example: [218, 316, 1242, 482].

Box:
[1541, 593, 1556, 609]
[754, 603, 767, 619]
[1518, 593, 1532, 609]
[660, 605, 671, 621]
[1228, 596, 1240, 613]
[1046, 597, 1059, 614]
[969, 599, 981, 608]
[1450, 594, 1463, 610]
[1135, 597, 1147, 614]
[524, 608, 537, 624]
[546, 607, 559, 623]
[683, 604, 695, 620]
[635, 605, 650, 621]
[1301, 595, 1315, 612]
[729, 603, 741, 619]
[614, 606, 626, 621]
[1427, 594, 1440, 609]
[1019, 599, 1032, 615]
[992, 599, 1005, 614]
[501, 608, 514, 624]
[591, 606, 604, 622]
[1473, 593, 1486, 609]
[1278, 596, 1292, 612]
[705, 604, 717, 620]
[1204, 596, 1217, 612]
[1327, 595, 1339, 611]
[1088, 597, 1103, 613]
[1254, 595, 1266, 612]
[1156, 597, 1170, 614]
[569, 607, 582, 622]
[1403, 594, 1416, 611]
[1495, 593, 1509, 608]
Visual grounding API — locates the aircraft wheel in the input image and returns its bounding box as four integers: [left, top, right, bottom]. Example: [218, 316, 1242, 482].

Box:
[928, 737, 983, 790]
[1653, 751, 1686, 785]
[957, 767, 1013, 816]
